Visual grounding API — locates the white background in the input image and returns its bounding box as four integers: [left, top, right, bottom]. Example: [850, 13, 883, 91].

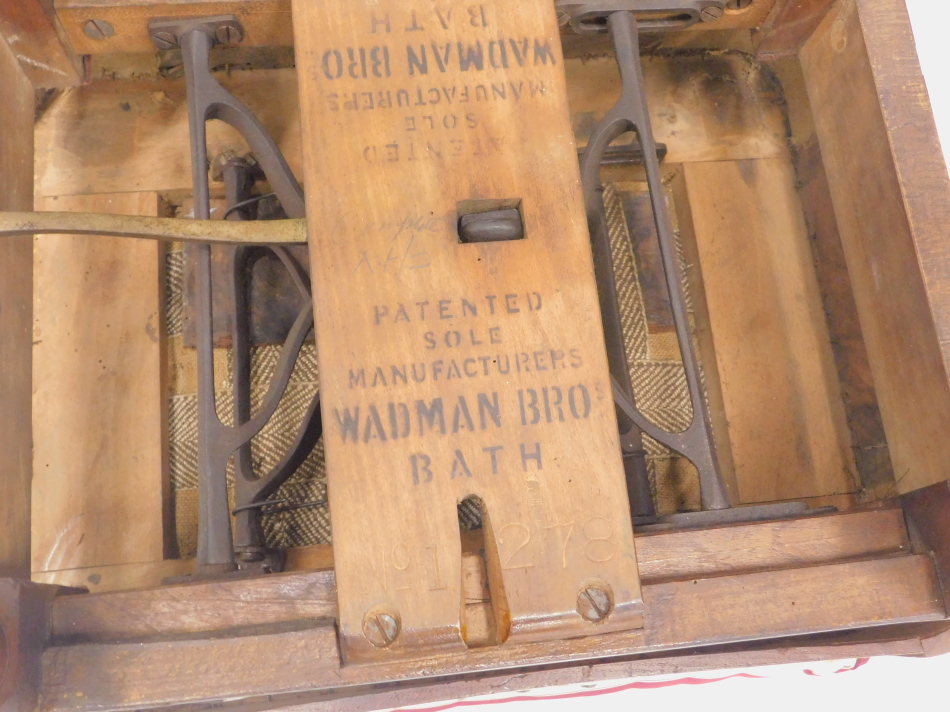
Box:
[387, 0, 950, 709]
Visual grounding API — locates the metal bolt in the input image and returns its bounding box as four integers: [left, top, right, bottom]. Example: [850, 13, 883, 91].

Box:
[83, 19, 114, 40]
[577, 585, 612, 622]
[700, 5, 725, 21]
[362, 610, 399, 647]
[151, 31, 179, 50]
[214, 23, 243, 45]
[726, 0, 753, 9]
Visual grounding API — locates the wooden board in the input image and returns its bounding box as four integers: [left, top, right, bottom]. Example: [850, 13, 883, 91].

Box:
[676, 159, 857, 503]
[292, 0, 643, 661]
[46, 507, 912, 642]
[0, 30, 35, 577]
[0, 0, 82, 87]
[32, 192, 169, 573]
[54, 0, 782, 56]
[39, 554, 945, 710]
[800, 0, 950, 495]
[754, 0, 836, 58]
[33, 53, 790, 199]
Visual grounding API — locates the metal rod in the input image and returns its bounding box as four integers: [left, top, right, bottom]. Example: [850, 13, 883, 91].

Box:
[0, 211, 307, 243]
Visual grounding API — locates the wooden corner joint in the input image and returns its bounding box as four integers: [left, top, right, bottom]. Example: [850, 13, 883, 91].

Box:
[0, 579, 79, 711]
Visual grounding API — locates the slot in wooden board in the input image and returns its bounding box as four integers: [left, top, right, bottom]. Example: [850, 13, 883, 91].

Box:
[676, 158, 857, 503]
[46, 507, 912, 643]
[32, 192, 170, 572]
[799, 0, 950, 494]
[291, 0, 643, 662]
[0, 32, 35, 576]
[39, 554, 945, 711]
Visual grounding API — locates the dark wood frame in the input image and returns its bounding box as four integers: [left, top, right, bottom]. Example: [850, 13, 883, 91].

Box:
[3, 0, 950, 709]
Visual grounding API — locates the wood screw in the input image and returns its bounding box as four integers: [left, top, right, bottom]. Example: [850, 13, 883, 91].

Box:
[700, 6, 725, 21]
[577, 585, 612, 622]
[214, 24, 243, 45]
[83, 19, 114, 40]
[151, 31, 179, 50]
[362, 610, 399, 647]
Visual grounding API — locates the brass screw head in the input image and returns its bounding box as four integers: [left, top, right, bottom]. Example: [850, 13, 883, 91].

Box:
[83, 19, 114, 40]
[700, 5, 725, 21]
[362, 609, 399, 647]
[577, 585, 613, 622]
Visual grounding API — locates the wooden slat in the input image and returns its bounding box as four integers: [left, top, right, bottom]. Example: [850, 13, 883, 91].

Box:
[47, 507, 911, 641]
[34, 52, 791, 199]
[39, 555, 945, 711]
[292, 0, 645, 660]
[0, 28, 36, 577]
[676, 158, 857, 503]
[32, 193, 170, 573]
[799, 0, 950, 495]
[266, 638, 927, 712]
[54, 0, 782, 56]
[56, 0, 295, 55]
[0, 0, 82, 87]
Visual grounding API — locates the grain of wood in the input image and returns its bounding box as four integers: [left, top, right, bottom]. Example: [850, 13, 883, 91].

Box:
[754, 0, 837, 58]
[679, 158, 857, 502]
[39, 555, 945, 711]
[32, 193, 170, 572]
[47, 507, 911, 642]
[34, 53, 790, 199]
[53, 0, 782, 55]
[292, 0, 643, 662]
[800, 0, 950, 495]
[0, 35, 36, 577]
[0, 0, 82, 87]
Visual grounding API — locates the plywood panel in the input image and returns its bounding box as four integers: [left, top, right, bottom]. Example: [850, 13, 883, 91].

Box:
[800, 0, 950, 494]
[681, 158, 857, 502]
[0, 30, 36, 577]
[32, 192, 169, 572]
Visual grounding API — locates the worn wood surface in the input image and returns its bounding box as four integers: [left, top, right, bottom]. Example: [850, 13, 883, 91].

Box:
[267, 637, 926, 712]
[793, 137, 895, 492]
[0, 0, 81, 87]
[293, 0, 644, 661]
[32, 193, 170, 573]
[40, 554, 944, 711]
[677, 158, 856, 503]
[54, 0, 782, 56]
[34, 52, 789, 199]
[0, 35, 36, 578]
[800, 0, 950, 495]
[55, 0, 295, 55]
[754, 0, 836, 58]
[46, 507, 912, 644]
[0, 0, 83, 88]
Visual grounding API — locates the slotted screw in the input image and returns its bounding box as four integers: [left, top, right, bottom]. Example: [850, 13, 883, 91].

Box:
[700, 5, 725, 21]
[362, 610, 399, 647]
[151, 31, 179, 50]
[577, 585, 612, 622]
[726, 0, 753, 9]
[83, 19, 114, 40]
[214, 23, 243, 45]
